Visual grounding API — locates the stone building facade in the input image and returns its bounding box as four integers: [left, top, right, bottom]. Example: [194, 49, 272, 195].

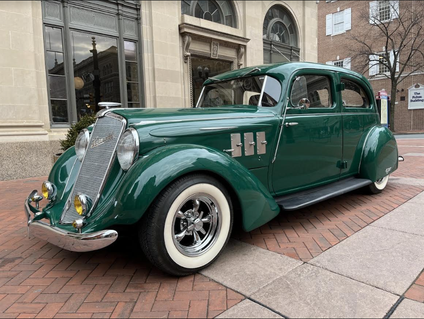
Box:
[318, 0, 424, 133]
[0, 1, 318, 180]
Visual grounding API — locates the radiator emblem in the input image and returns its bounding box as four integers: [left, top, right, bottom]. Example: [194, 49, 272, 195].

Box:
[90, 133, 114, 149]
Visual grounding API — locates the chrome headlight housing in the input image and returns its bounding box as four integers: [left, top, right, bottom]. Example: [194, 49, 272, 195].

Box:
[41, 181, 57, 200]
[75, 129, 90, 161]
[117, 128, 139, 171]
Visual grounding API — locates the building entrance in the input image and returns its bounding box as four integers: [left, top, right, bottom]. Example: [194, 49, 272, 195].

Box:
[191, 57, 232, 107]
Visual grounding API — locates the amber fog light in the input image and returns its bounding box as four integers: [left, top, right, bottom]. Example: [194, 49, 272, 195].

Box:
[74, 194, 92, 216]
[41, 181, 57, 200]
[72, 218, 85, 230]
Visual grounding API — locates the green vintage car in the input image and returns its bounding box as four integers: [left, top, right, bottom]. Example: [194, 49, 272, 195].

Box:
[25, 62, 401, 275]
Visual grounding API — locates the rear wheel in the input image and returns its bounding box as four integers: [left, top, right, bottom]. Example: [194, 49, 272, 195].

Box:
[139, 174, 233, 276]
[367, 175, 389, 194]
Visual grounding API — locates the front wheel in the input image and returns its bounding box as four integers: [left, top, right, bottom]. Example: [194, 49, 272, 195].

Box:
[367, 175, 389, 194]
[139, 174, 233, 276]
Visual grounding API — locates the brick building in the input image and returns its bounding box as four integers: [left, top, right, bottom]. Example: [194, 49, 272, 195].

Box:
[318, 0, 424, 132]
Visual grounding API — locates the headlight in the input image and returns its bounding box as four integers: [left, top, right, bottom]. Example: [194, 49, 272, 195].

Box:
[42, 181, 57, 200]
[75, 129, 90, 161]
[74, 194, 92, 216]
[117, 128, 139, 171]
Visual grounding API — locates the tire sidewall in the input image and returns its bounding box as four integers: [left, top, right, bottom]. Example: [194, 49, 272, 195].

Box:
[374, 175, 389, 191]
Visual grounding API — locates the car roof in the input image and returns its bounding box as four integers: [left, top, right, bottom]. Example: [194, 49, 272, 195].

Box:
[204, 62, 368, 85]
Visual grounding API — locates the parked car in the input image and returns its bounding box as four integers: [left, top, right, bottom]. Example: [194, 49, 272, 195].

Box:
[25, 62, 401, 276]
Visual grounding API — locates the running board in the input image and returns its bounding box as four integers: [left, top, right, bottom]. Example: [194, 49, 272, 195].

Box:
[275, 178, 372, 211]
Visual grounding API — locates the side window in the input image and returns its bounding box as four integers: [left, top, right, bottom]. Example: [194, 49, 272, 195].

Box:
[341, 79, 370, 108]
[290, 75, 332, 110]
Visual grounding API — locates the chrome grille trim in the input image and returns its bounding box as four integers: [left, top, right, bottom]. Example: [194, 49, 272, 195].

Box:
[60, 113, 126, 224]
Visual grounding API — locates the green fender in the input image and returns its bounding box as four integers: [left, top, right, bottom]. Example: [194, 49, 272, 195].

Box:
[359, 126, 399, 181]
[114, 144, 280, 232]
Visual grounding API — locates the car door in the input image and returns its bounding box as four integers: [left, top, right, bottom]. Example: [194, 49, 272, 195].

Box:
[271, 71, 342, 195]
[340, 76, 379, 178]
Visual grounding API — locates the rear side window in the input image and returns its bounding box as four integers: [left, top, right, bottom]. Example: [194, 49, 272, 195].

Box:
[290, 75, 332, 109]
[341, 79, 370, 108]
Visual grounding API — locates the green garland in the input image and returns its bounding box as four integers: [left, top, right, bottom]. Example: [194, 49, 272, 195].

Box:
[60, 115, 96, 151]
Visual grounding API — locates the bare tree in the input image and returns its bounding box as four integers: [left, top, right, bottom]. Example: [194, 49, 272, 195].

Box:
[349, 1, 424, 131]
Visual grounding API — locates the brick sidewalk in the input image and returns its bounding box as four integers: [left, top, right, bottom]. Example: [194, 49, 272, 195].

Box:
[0, 138, 422, 317]
[0, 177, 244, 318]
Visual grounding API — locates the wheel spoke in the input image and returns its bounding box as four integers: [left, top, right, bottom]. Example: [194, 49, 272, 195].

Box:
[193, 230, 202, 245]
[176, 210, 186, 219]
[198, 227, 206, 235]
[193, 199, 200, 217]
[175, 228, 187, 242]
[201, 215, 212, 224]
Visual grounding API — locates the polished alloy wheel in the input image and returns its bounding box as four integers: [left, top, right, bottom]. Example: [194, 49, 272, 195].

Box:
[172, 195, 220, 257]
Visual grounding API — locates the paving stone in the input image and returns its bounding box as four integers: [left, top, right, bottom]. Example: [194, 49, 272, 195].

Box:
[310, 226, 424, 294]
[370, 201, 424, 237]
[200, 239, 302, 296]
[391, 298, 424, 318]
[216, 299, 282, 318]
[251, 264, 398, 318]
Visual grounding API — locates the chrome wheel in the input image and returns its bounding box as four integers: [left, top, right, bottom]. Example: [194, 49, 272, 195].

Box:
[172, 196, 220, 257]
[139, 174, 233, 276]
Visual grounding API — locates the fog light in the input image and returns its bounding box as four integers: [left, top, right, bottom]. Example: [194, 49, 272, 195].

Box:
[74, 194, 92, 216]
[41, 181, 57, 200]
[72, 218, 84, 230]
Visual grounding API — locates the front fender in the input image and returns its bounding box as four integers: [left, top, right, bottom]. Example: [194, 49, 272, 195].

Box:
[115, 144, 280, 231]
[359, 126, 398, 181]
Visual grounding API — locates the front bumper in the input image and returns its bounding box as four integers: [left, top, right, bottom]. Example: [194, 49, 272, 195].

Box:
[25, 191, 118, 252]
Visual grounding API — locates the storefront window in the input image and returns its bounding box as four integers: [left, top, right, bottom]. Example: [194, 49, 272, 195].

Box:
[42, 0, 142, 125]
[72, 32, 120, 119]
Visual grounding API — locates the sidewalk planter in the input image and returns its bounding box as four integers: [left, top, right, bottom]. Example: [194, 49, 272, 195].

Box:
[25, 62, 400, 276]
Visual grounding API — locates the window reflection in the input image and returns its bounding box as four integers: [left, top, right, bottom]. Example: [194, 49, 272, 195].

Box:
[72, 31, 120, 118]
[125, 41, 140, 108]
[45, 26, 68, 123]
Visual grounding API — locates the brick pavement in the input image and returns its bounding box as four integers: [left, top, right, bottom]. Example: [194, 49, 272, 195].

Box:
[0, 177, 244, 318]
[0, 137, 422, 317]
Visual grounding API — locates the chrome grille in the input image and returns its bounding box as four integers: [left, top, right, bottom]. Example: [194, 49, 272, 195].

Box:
[61, 114, 126, 224]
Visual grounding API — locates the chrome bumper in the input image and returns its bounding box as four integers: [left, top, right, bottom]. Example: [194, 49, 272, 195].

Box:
[25, 191, 118, 252]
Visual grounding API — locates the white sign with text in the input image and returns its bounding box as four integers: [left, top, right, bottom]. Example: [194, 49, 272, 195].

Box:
[408, 84, 424, 110]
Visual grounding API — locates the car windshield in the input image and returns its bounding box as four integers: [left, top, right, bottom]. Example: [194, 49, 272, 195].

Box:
[196, 75, 282, 108]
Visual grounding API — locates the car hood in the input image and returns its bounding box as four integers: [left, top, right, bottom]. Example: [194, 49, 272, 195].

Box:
[111, 106, 276, 127]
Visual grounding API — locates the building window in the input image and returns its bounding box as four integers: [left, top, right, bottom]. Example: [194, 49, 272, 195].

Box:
[42, 0, 142, 125]
[326, 8, 351, 36]
[369, 1, 399, 24]
[326, 58, 351, 69]
[263, 5, 300, 63]
[333, 60, 344, 68]
[368, 51, 399, 76]
[181, 0, 237, 27]
[379, 0, 391, 21]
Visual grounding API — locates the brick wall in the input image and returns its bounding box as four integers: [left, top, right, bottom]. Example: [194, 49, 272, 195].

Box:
[318, 0, 424, 132]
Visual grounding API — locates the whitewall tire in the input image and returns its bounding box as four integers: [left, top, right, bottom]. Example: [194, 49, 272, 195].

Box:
[368, 175, 389, 194]
[139, 174, 233, 276]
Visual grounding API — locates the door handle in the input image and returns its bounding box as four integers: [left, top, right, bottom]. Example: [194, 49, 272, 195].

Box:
[285, 122, 299, 128]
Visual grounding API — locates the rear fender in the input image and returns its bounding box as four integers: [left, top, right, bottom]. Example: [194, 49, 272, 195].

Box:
[359, 126, 398, 181]
[115, 144, 280, 231]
